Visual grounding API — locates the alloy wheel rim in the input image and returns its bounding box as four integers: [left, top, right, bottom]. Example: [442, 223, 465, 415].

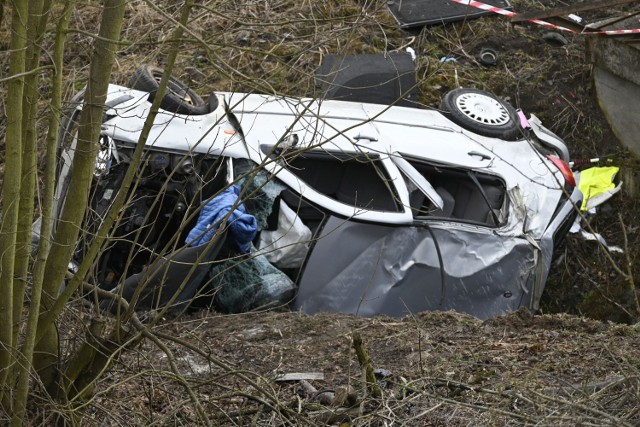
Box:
[455, 93, 510, 126]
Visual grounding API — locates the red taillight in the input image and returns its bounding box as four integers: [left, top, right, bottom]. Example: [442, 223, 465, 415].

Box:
[546, 155, 576, 188]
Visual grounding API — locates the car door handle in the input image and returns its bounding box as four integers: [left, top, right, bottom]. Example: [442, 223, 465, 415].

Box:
[468, 151, 492, 161]
[353, 134, 378, 142]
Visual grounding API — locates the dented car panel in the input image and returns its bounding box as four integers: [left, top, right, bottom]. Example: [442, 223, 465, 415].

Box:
[295, 216, 538, 319]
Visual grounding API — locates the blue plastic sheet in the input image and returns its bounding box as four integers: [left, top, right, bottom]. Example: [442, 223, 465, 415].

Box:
[186, 185, 257, 253]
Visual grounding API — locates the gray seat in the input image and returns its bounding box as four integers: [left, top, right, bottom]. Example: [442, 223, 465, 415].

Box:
[409, 186, 455, 218]
[433, 187, 455, 217]
[444, 181, 503, 225]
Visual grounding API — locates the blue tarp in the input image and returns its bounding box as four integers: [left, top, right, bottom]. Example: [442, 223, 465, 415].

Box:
[186, 185, 257, 253]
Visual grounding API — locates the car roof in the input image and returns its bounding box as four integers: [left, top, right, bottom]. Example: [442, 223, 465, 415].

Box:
[223, 92, 510, 170]
[104, 85, 520, 166]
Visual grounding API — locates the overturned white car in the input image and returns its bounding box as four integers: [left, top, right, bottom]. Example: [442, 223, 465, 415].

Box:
[53, 66, 581, 319]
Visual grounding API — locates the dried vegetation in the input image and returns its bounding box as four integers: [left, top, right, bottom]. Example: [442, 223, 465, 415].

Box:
[33, 309, 640, 426]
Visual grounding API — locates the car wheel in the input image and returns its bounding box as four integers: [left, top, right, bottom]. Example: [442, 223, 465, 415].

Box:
[128, 64, 209, 115]
[441, 88, 520, 140]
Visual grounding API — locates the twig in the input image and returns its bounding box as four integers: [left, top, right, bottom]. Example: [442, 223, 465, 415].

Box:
[619, 212, 640, 319]
[352, 332, 381, 399]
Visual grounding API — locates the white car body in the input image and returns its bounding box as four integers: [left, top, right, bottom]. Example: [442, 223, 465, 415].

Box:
[55, 84, 582, 318]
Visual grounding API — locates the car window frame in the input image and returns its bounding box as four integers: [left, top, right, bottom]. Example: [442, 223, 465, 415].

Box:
[245, 148, 415, 224]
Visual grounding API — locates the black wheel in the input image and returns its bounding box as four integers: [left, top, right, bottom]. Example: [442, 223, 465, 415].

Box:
[128, 65, 209, 115]
[441, 88, 520, 140]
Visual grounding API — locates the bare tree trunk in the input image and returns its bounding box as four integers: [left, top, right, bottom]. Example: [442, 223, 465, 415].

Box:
[11, 1, 76, 423]
[12, 0, 52, 369]
[34, 0, 127, 395]
[0, 0, 28, 405]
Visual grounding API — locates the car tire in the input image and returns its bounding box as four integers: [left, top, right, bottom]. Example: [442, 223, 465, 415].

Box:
[441, 88, 520, 140]
[128, 64, 209, 115]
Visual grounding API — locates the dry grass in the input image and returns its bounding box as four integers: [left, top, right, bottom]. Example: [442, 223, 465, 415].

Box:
[26, 308, 640, 426]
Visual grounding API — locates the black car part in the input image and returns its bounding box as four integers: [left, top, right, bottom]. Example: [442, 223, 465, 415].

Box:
[315, 53, 419, 107]
[104, 228, 228, 313]
[387, 0, 513, 28]
[79, 149, 227, 291]
[128, 64, 213, 115]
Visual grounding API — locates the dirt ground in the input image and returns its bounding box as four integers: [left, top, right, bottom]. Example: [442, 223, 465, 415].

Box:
[4, 0, 640, 424]
[65, 309, 639, 426]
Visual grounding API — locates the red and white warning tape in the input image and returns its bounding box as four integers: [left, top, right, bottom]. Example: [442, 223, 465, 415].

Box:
[449, 0, 516, 17]
[594, 27, 640, 35]
[448, 0, 640, 36]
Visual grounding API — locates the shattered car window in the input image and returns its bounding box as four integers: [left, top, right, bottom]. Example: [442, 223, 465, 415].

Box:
[398, 156, 508, 227]
[280, 151, 402, 212]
